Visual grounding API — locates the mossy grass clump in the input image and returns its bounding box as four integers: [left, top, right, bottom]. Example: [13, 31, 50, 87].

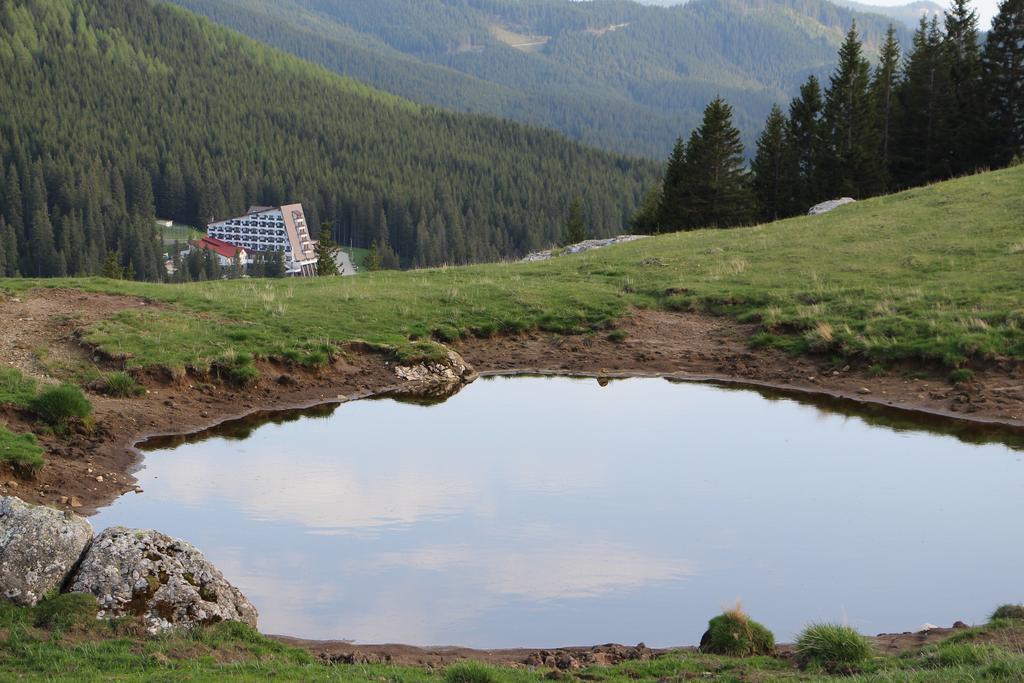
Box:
[443, 661, 498, 683]
[33, 592, 99, 630]
[991, 604, 1024, 621]
[103, 371, 144, 397]
[607, 329, 629, 343]
[794, 623, 872, 671]
[0, 427, 45, 475]
[228, 365, 261, 387]
[698, 605, 775, 656]
[29, 384, 92, 427]
[948, 368, 975, 384]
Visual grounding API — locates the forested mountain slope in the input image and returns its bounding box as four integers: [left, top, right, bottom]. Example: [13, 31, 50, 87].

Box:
[167, 0, 910, 157]
[0, 0, 657, 278]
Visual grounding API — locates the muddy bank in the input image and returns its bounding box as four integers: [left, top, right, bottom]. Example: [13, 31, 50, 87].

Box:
[1, 289, 1022, 515]
[272, 623, 975, 668]
[454, 309, 1024, 429]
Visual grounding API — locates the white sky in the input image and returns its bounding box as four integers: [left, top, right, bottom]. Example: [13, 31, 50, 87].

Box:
[873, 0, 1000, 28]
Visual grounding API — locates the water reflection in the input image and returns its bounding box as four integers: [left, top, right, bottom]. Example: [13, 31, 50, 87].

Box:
[94, 377, 1024, 647]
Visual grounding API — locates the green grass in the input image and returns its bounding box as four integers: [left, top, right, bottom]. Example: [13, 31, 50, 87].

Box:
[102, 371, 145, 398]
[1, 166, 1022, 374]
[0, 367, 37, 408]
[158, 221, 204, 246]
[0, 427, 44, 474]
[28, 384, 92, 427]
[0, 600, 1024, 681]
[991, 604, 1024, 620]
[794, 623, 873, 671]
[700, 607, 775, 656]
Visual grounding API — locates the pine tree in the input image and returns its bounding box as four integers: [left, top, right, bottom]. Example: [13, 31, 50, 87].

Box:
[23, 164, 59, 277]
[100, 251, 124, 279]
[783, 76, 825, 214]
[676, 98, 753, 229]
[894, 17, 954, 186]
[751, 105, 789, 222]
[982, 0, 1024, 164]
[367, 240, 382, 271]
[657, 138, 689, 231]
[944, 0, 985, 174]
[315, 226, 340, 276]
[563, 198, 586, 245]
[629, 186, 663, 235]
[821, 23, 885, 198]
[872, 26, 902, 187]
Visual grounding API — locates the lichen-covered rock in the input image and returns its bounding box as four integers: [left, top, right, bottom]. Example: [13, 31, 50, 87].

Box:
[394, 348, 476, 386]
[0, 496, 93, 606]
[69, 527, 257, 633]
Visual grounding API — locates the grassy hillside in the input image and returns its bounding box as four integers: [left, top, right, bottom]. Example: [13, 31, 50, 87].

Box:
[4, 166, 1021, 372]
[0, 0, 656, 277]
[165, 0, 909, 157]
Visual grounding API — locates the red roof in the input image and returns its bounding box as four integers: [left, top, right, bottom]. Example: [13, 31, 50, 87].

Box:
[193, 236, 244, 259]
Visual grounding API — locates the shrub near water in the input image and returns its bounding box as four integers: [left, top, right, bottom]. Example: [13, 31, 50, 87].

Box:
[698, 606, 775, 656]
[794, 623, 872, 670]
[29, 384, 92, 427]
[991, 604, 1024, 621]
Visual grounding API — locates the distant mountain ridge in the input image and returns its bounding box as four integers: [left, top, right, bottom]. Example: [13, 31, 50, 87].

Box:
[829, 0, 944, 28]
[165, 0, 911, 158]
[0, 0, 658, 275]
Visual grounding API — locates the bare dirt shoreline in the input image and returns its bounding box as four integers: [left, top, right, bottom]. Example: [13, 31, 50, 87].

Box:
[0, 288, 1021, 664]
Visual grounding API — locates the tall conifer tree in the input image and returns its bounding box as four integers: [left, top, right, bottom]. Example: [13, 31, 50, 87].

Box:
[872, 26, 902, 187]
[983, 0, 1024, 163]
[677, 98, 753, 229]
[894, 17, 954, 186]
[752, 105, 789, 221]
[782, 76, 825, 214]
[821, 23, 885, 198]
[657, 138, 689, 232]
[944, 0, 985, 174]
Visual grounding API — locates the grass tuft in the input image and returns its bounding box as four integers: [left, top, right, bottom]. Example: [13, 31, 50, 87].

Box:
[991, 604, 1024, 621]
[0, 427, 44, 475]
[33, 592, 99, 630]
[28, 384, 92, 427]
[443, 661, 498, 683]
[948, 368, 975, 384]
[699, 604, 775, 656]
[0, 367, 37, 408]
[102, 371, 145, 397]
[794, 623, 872, 671]
[228, 365, 261, 387]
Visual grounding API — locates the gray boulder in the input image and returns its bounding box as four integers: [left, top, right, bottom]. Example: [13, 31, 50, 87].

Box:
[0, 496, 93, 606]
[69, 527, 257, 633]
[808, 198, 856, 215]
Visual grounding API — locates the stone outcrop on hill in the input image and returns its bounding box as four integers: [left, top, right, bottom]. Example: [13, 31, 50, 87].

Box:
[69, 527, 258, 633]
[0, 496, 93, 606]
[521, 236, 646, 262]
[808, 198, 856, 215]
